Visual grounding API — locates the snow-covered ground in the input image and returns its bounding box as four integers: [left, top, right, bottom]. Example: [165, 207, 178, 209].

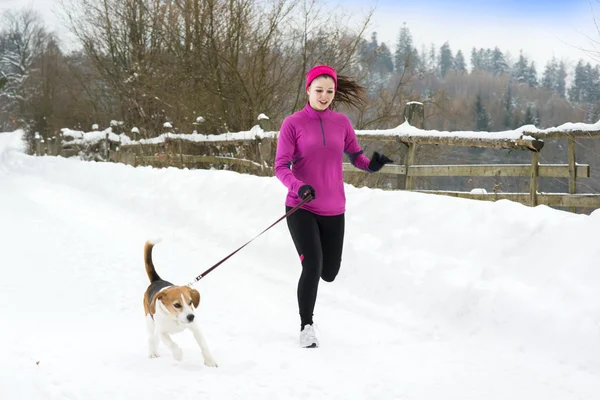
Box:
[1, 129, 599, 399]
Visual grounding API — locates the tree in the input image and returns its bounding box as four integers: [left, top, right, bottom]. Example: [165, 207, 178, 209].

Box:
[503, 85, 513, 128]
[569, 61, 586, 102]
[523, 104, 535, 125]
[526, 62, 538, 87]
[512, 51, 528, 84]
[491, 47, 508, 76]
[454, 50, 467, 74]
[439, 42, 454, 78]
[394, 23, 419, 73]
[475, 93, 490, 131]
[556, 61, 567, 98]
[542, 57, 557, 91]
[0, 9, 51, 131]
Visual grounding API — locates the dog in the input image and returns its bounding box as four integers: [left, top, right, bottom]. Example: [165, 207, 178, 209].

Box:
[143, 240, 217, 367]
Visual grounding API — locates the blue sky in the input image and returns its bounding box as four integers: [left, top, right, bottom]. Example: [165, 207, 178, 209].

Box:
[344, 0, 597, 70]
[365, 0, 584, 16]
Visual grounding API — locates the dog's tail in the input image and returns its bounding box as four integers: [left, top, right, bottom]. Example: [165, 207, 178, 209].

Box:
[144, 239, 162, 282]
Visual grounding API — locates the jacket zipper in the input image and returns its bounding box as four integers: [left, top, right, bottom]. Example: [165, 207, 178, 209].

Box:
[319, 118, 326, 146]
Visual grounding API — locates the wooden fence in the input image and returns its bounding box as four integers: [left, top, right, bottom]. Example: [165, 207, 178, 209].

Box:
[36, 102, 600, 212]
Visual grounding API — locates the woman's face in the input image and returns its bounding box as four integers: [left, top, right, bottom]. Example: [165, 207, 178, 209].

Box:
[307, 76, 335, 111]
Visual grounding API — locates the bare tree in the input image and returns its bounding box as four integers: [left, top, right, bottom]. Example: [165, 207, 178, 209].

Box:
[0, 9, 52, 131]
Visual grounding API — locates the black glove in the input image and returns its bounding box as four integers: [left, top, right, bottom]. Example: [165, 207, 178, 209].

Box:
[368, 152, 393, 172]
[298, 184, 315, 201]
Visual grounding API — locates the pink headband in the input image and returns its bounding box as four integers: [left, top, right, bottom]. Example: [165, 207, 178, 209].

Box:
[305, 65, 337, 91]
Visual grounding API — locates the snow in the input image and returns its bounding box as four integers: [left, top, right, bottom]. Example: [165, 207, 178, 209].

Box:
[1, 129, 599, 399]
[258, 113, 270, 120]
[60, 116, 600, 149]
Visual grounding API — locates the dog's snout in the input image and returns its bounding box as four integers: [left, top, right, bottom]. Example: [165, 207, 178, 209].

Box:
[186, 314, 195, 322]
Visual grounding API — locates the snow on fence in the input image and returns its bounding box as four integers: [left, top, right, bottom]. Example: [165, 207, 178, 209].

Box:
[35, 102, 600, 212]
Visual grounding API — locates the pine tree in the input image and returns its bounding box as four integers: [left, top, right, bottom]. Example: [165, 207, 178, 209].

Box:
[491, 47, 508, 76]
[569, 61, 586, 102]
[470, 47, 480, 72]
[429, 44, 437, 75]
[512, 51, 528, 84]
[374, 42, 394, 76]
[503, 86, 513, 128]
[541, 58, 557, 91]
[394, 23, 419, 73]
[475, 94, 490, 131]
[556, 61, 567, 98]
[454, 50, 467, 73]
[526, 62, 538, 87]
[439, 42, 454, 77]
[523, 104, 535, 125]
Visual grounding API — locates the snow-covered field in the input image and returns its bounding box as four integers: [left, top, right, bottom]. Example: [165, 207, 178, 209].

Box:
[1, 129, 599, 399]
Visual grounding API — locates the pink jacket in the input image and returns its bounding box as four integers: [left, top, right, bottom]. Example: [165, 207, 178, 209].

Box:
[275, 103, 371, 216]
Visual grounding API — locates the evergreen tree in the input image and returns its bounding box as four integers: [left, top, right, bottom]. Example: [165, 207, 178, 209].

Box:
[523, 104, 535, 125]
[491, 47, 508, 76]
[429, 44, 437, 74]
[454, 50, 467, 73]
[439, 42, 454, 77]
[556, 61, 567, 98]
[526, 62, 538, 87]
[569, 61, 586, 102]
[394, 23, 419, 73]
[470, 47, 479, 72]
[503, 86, 513, 128]
[374, 42, 394, 76]
[475, 94, 490, 131]
[541, 57, 557, 91]
[512, 51, 528, 84]
[481, 48, 493, 73]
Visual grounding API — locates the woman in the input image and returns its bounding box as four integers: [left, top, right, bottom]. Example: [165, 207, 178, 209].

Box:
[274, 65, 392, 348]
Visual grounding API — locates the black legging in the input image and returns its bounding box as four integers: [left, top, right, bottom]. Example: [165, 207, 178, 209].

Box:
[286, 207, 345, 328]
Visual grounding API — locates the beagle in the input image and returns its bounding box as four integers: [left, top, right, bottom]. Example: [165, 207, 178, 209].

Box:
[143, 240, 217, 367]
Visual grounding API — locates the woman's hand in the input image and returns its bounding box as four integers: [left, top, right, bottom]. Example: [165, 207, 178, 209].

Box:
[368, 152, 393, 172]
[298, 185, 316, 201]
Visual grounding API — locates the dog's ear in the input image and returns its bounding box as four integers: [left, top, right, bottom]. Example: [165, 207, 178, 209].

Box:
[149, 293, 164, 315]
[188, 288, 200, 308]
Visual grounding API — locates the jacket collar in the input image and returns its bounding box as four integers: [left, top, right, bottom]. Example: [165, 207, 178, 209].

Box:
[303, 102, 333, 120]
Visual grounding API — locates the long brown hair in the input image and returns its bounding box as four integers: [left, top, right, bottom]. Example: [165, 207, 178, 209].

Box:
[333, 74, 366, 109]
[311, 73, 366, 110]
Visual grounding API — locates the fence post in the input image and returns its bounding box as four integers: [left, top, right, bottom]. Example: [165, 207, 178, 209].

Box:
[179, 138, 184, 168]
[56, 134, 62, 156]
[35, 135, 41, 156]
[47, 137, 54, 156]
[104, 133, 109, 160]
[400, 102, 424, 190]
[568, 137, 577, 213]
[530, 151, 539, 207]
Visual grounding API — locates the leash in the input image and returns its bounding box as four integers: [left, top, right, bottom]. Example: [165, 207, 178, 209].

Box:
[188, 195, 312, 285]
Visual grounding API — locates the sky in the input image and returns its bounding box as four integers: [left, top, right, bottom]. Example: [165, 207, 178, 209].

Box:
[2, 126, 600, 399]
[1, 0, 600, 71]
[344, 0, 599, 69]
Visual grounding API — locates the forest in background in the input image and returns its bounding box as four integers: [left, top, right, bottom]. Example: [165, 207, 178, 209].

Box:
[2, 0, 600, 195]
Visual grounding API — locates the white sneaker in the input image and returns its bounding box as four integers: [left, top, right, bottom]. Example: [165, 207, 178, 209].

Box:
[300, 324, 319, 348]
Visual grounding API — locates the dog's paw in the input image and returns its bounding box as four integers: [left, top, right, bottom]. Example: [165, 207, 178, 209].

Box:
[148, 352, 160, 359]
[172, 347, 183, 361]
[204, 357, 218, 368]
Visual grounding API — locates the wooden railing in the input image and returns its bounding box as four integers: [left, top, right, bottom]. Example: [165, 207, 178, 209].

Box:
[38, 102, 600, 212]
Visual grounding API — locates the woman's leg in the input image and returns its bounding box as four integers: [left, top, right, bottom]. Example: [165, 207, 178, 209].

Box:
[286, 207, 322, 328]
[317, 213, 345, 283]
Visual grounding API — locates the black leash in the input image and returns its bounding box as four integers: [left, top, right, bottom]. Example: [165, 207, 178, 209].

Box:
[188, 195, 312, 285]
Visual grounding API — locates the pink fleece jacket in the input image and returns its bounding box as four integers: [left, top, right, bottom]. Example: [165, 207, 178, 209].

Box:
[275, 103, 372, 216]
